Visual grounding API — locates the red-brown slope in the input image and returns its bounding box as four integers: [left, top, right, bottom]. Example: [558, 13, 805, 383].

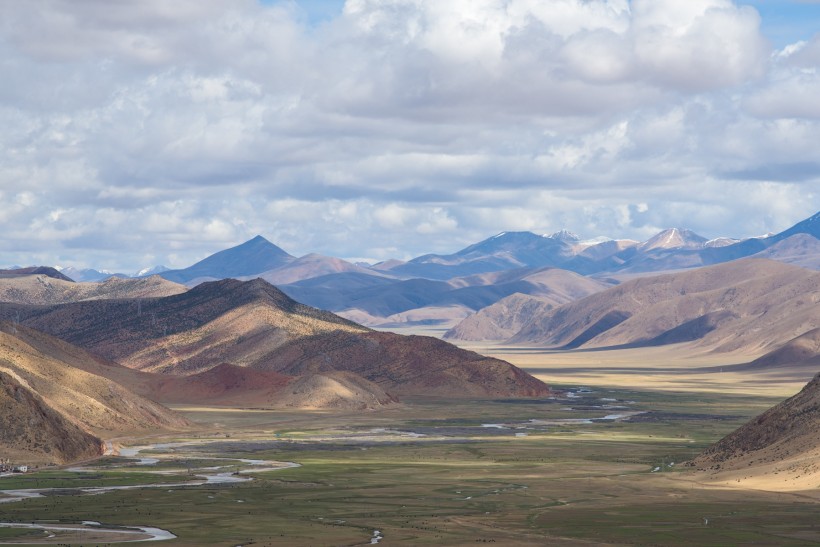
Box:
[150, 363, 293, 405]
[5, 279, 549, 399]
[255, 330, 550, 398]
[0, 370, 103, 464]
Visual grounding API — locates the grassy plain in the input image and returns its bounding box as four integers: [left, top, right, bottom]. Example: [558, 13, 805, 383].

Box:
[2, 337, 818, 546]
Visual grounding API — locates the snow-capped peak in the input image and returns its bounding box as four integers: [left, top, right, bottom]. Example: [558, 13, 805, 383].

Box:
[135, 265, 170, 277]
[545, 229, 582, 243]
[578, 236, 612, 246]
[639, 228, 708, 251]
[704, 237, 740, 248]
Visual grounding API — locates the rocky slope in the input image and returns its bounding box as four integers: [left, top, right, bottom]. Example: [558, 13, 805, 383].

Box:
[6, 278, 366, 374]
[0, 322, 188, 463]
[256, 330, 549, 398]
[444, 267, 609, 340]
[692, 373, 820, 490]
[4, 279, 549, 399]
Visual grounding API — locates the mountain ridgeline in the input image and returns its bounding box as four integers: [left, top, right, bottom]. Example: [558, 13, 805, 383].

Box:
[2, 278, 550, 399]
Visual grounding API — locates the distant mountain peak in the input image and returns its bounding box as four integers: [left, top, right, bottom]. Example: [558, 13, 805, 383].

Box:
[135, 265, 170, 277]
[546, 229, 582, 243]
[159, 236, 295, 284]
[704, 237, 740, 249]
[639, 227, 708, 251]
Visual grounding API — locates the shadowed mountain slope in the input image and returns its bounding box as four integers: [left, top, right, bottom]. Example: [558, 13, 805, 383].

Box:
[737, 328, 820, 371]
[385, 231, 577, 280]
[692, 372, 820, 490]
[444, 293, 560, 341]
[749, 234, 820, 270]
[510, 259, 820, 356]
[0, 370, 102, 464]
[160, 235, 295, 284]
[280, 266, 609, 327]
[255, 253, 392, 286]
[0, 322, 188, 463]
[255, 330, 549, 398]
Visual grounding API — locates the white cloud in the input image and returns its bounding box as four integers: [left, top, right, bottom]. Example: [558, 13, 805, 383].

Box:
[0, 0, 816, 270]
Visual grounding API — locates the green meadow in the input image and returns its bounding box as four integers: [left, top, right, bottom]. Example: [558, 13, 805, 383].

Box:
[1, 388, 818, 546]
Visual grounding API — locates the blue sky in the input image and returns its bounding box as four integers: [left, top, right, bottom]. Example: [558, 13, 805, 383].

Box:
[279, 0, 820, 46]
[742, 0, 820, 46]
[1, 0, 819, 271]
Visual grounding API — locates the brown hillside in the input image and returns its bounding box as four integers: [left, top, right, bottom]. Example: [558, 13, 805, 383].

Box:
[692, 373, 820, 490]
[150, 363, 293, 405]
[0, 370, 102, 464]
[0, 323, 188, 463]
[0, 274, 186, 305]
[275, 371, 398, 409]
[8, 278, 367, 374]
[0, 267, 72, 282]
[732, 328, 820, 372]
[444, 293, 559, 341]
[750, 233, 820, 270]
[5, 279, 549, 399]
[0, 323, 188, 435]
[257, 253, 390, 285]
[510, 259, 820, 356]
[255, 330, 550, 398]
[3, 325, 395, 411]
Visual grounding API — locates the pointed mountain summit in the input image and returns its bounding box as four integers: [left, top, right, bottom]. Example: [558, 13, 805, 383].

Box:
[638, 228, 708, 251]
[546, 229, 582, 243]
[160, 235, 295, 284]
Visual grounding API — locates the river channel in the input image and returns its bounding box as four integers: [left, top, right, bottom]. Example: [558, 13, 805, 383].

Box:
[0, 442, 300, 544]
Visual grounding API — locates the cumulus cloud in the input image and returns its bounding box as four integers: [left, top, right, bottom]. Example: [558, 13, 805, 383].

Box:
[0, 0, 817, 270]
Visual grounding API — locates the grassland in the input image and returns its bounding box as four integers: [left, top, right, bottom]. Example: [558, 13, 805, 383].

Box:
[2, 381, 818, 546]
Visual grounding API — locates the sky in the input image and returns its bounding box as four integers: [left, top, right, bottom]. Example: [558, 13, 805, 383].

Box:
[1, 0, 819, 272]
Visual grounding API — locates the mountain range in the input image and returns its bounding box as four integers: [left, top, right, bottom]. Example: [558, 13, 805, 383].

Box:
[12, 210, 816, 329]
[1, 278, 549, 398]
[504, 259, 820, 355]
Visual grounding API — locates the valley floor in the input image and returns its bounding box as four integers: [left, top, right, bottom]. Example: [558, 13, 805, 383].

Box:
[1, 339, 818, 546]
[0, 392, 817, 545]
[382, 325, 814, 397]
